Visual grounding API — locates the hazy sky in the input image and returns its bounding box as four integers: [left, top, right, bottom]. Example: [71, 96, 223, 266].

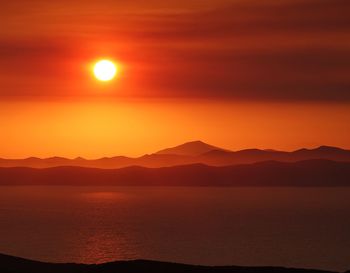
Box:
[0, 0, 349, 157]
[1, 0, 349, 100]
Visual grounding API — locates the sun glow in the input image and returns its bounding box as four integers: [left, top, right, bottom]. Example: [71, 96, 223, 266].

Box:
[93, 60, 117, 82]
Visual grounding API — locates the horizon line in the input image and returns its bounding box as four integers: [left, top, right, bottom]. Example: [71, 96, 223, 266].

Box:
[0, 141, 348, 161]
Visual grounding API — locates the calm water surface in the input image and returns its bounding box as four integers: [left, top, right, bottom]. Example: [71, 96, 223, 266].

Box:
[0, 186, 349, 271]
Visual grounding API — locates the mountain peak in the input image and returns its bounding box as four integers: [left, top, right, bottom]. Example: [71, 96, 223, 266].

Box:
[187, 140, 206, 145]
[316, 145, 344, 151]
[155, 141, 228, 156]
[295, 145, 346, 153]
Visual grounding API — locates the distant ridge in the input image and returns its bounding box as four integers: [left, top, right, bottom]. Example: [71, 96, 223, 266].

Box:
[0, 253, 340, 273]
[0, 142, 350, 169]
[155, 140, 227, 156]
[1, 159, 350, 187]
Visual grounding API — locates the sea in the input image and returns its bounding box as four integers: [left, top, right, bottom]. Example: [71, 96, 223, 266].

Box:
[0, 186, 349, 271]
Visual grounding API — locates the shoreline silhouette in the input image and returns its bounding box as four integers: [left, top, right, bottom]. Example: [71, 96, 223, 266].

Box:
[0, 253, 342, 273]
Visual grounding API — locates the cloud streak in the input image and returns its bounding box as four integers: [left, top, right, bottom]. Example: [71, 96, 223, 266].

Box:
[0, 0, 349, 101]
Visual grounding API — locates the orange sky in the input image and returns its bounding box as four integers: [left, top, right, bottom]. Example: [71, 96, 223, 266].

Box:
[1, 99, 350, 158]
[0, 0, 349, 157]
[1, 0, 349, 100]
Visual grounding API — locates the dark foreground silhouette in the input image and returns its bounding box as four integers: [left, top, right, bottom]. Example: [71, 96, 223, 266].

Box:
[0, 159, 350, 186]
[0, 253, 341, 273]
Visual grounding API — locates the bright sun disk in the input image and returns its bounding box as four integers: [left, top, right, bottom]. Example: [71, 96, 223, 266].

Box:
[93, 60, 117, 82]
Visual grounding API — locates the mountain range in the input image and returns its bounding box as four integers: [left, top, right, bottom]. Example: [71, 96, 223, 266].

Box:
[1, 141, 350, 169]
[1, 159, 350, 187]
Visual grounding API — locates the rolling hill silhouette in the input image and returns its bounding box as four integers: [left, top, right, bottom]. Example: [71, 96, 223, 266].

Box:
[1, 159, 350, 187]
[0, 253, 340, 273]
[1, 142, 350, 169]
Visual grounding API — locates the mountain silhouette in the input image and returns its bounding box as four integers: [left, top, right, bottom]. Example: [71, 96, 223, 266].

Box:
[155, 140, 227, 156]
[0, 253, 339, 273]
[1, 159, 350, 187]
[0, 142, 350, 169]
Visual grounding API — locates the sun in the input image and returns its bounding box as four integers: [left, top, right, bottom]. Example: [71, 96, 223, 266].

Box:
[93, 60, 117, 82]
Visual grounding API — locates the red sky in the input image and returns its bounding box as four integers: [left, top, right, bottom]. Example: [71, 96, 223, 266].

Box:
[0, 0, 349, 157]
